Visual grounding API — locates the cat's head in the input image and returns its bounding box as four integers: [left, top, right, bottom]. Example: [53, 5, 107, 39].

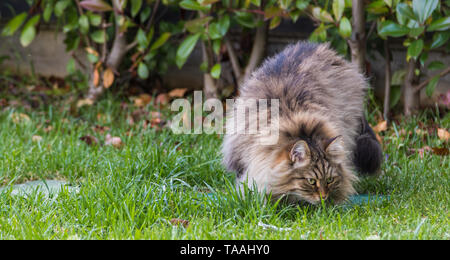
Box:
[270, 136, 356, 204]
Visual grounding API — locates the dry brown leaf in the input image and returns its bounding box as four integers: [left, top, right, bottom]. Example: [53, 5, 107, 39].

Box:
[77, 98, 94, 108]
[372, 120, 387, 133]
[168, 88, 188, 98]
[431, 147, 449, 156]
[44, 125, 53, 133]
[85, 47, 99, 57]
[93, 68, 100, 87]
[80, 135, 99, 146]
[437, 128, 450, 142]
[105, 134, 123, 148]
[375, 133, 383, 144]
[169, 218, 189, 228]
[155, 93, 169, 105]
[103, 68, 115, 89]
[408, 146, 431, 159]
[10, 112, 31, 124]
[134, 94, 152, 107]
[92, 125, 110, 134]
[32, 135, 43, 142]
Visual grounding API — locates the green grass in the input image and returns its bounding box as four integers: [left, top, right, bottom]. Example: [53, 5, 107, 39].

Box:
[0, 94, 448, 240]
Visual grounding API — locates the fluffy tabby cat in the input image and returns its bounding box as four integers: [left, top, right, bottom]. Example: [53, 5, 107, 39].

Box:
[222, 42, 382, 204]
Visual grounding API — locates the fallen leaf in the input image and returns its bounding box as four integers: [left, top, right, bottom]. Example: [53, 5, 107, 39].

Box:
[155, 93, 169, 105]
[32, 135, 43, 142]
[92, 125, 110, 134]
[169, 218, 189, 228]
[80, 135, 99, 146]
[44, 125, 53, 133]
[431, 147, 449, 156]
[85, 47, 99, 57]
[408, 146, 432, 159]
[0, 98, 8, 107]
[93, 68, 100, 87]
[168, 88, 188, 98]
[437, 128, 449, 142]
[134, 93, 152, 107]
[103, 68, 115, 89]
[372, 121, 387, 133]
[77, 98, 94, 108]
[105, 134, 123, 148]
[10, 112, 31, 124]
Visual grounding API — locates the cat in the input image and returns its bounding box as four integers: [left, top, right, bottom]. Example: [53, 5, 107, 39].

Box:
[222, 42, 382, 205]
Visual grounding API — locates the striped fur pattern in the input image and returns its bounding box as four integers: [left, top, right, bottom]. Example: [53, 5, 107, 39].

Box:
[222, 42, 376, 204]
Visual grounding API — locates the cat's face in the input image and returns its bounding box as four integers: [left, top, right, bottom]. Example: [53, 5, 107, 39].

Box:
[271, 137, 355, 204]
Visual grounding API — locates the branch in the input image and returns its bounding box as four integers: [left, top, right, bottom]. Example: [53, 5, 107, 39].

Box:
[224, 37, 242, 81]
[242, 18, 268, 84]
[383, 39, 391, 122]
[413, 65, 450, 93]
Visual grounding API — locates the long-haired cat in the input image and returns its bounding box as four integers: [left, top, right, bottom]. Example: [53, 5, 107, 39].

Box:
[222, 42, 382, 205]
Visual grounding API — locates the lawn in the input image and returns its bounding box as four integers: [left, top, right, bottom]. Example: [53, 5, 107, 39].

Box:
[0, 92, 448, 240]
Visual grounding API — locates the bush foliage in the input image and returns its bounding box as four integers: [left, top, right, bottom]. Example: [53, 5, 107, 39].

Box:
[1, 0, 450, 116]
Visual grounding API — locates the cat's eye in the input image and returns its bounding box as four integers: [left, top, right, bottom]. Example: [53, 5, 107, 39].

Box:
[326, 177, 334, 184]
[307, 178, 316, 185]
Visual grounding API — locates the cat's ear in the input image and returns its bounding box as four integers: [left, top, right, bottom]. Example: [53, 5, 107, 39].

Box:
[324, 136, 345, 164]
[290, 140, 310, 168]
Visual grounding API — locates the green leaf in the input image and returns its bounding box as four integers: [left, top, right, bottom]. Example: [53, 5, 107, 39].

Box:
[430, 31, 450, 49]
[20, 15, 40, 47]
[425, 76, 440, 97]
[407, 39, 423, 60]
[131, 0, 143, 17]
[218, 15, 230, 36]
[90, 30, 106, 43]
[208, 22, 222, 39]
[427, 61, 445, 71]
[179, 0, 208, 11]
[295, 0, 310, 10]
[212, 39, 221, 55]
[366, 0, 389, 14]
[338, 16, 352, 38]
[66, 58, 76, 74]
[269, 16, 281, 29]
[428, 17, 450, 32]
[55, 0, 71, 17]
[234, 12, 257, 28]
[390, 85, 401, 108]
[332, 0, 345, 21]
[136, 28, 149, 49]
[88, 13, 102, 26]
[138, 62, 149, 79]
[396, 3, 416, 24]
[211, 63, 221, 79]
[79, 15, 90, 34]
[150, 32, 171, 51]
[2, 12, 27, 36]
[43, 3, 53, 23]
[408, 26, 424, 38]
[176, 33, 201, 68]
[185, 16, 212, 33]
[140, 7, 152, 23]
[412, 0, 438, 24]
[378, 21, 409, 37]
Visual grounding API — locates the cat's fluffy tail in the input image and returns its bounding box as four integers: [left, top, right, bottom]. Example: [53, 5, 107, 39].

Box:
[353, 117, 383, 175]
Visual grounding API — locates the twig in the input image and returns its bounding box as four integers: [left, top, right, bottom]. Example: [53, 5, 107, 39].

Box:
[224, 36, 242, 81]
[383, 39, 391, 123]
[413, 66, 450, 93]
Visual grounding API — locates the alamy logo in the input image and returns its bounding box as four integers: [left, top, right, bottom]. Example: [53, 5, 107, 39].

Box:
[170, 91, 280, 145]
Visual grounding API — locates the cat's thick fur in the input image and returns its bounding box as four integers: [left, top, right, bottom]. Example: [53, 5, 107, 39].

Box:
[222, 42, 382, 204]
